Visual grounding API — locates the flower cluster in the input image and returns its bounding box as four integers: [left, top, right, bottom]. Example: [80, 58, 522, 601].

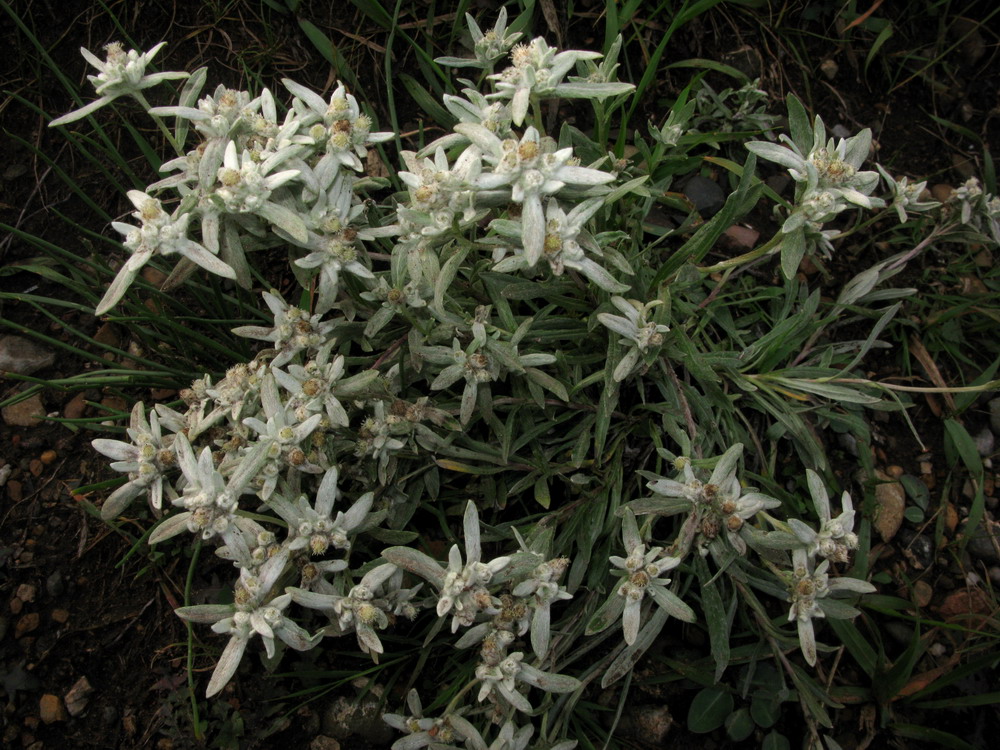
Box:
[746, 110, 884, 274]
[57, 17, 920, 746]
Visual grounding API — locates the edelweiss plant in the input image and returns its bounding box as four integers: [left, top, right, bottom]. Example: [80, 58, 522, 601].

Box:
[54, 13, 1000, 748]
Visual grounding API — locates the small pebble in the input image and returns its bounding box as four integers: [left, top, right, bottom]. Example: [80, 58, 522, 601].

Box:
[51, 609, 69, 624]
[721, 224, 760, 250]
[64, 676, 93, 717]
[15, 584, 36, 603]
[10, 598, 23, 615]
[63, 392, 89, 420]
[39, 694, 68, 724]
[2, 393, 46, 427]
[15, 612, 40, 638]
[931, 183, 955, 203]
[961, 520, 999, 562]
[28, 459, 43, 477]
[39, 450, 57, 465]
[100, 705, 118, 726]
[141, 267, 167, 287]
[944, 502, 959, 534]
[975, 427, 995, 457]
[929, 643, 947, 657]
[100, 396, 128, 415]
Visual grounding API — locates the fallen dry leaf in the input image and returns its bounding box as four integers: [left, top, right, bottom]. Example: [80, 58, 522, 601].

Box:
[958, 276, 988, 295]
[908, 335, 957, 414]
[893, 654, 961, 700]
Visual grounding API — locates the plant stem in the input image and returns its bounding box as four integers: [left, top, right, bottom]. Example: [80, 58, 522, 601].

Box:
[700, 232, 782, 274]
[186, 539, 204, 739]
[132, 91, 185, 156]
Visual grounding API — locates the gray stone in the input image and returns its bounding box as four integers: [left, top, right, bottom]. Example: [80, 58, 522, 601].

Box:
[962, 520, 999, 563]
[64, 676, 93, 717]
[989, 397, 1000, 435]
[974, 426, 994, 457]
[682, 175, 725, 217]
[0, 335, 55, 375]
[897, 528, 934, 569]
[46, 571, 65, 597]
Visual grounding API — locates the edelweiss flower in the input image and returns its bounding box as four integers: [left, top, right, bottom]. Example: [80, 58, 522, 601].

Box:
[788, 470, 859, 563]
[283, 79, 393, 174]
[747, 113, 880, 206]
[487, 37, 632, 126]
[786, 548, 874, 666]
[597, 296, 670, 381]
[174, 551, 318, 697]
[96, 190, 236, 315]
[455, 123, 615, 265]
[232, 291, 335, 368]
[511, 557, 572, 659]
[435, 7, 523, 70]
[436, 501, 511, 630]
[288, 562, 398, 658]
[272, 340, 377, 427]
[643, 445, 781, 554]
[293, 234, 374, 314]
[212, 140, 305, 234]
[49, 42, 188, 126]
[876, 165, 937, 224]
[149, 431, 259, 543]
[492, 197, 630, 293]
[383, 690, 485, 750]
[92, 402, 176, 519]
[150, 85, 278, 142]
[608, 510, 693, 644]
[266, 469, 373, 555]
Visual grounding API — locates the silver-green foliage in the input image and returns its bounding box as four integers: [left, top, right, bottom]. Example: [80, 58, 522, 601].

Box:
[54, 10, 1000, 748]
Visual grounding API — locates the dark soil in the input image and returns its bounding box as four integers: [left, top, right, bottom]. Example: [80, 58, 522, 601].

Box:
[2, 1, 998, 749]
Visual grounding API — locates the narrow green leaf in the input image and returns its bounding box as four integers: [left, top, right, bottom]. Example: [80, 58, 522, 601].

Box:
[943, 419, 984, 477]
[400, 73, 456, 127]
[296, 18, 362, 94]
[694, 555, 731, 682]
[864, 23, 894, 78]
[890, 724, 977, 750]
[533, 475, 551, 509]
[829, 618, 876, 677]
